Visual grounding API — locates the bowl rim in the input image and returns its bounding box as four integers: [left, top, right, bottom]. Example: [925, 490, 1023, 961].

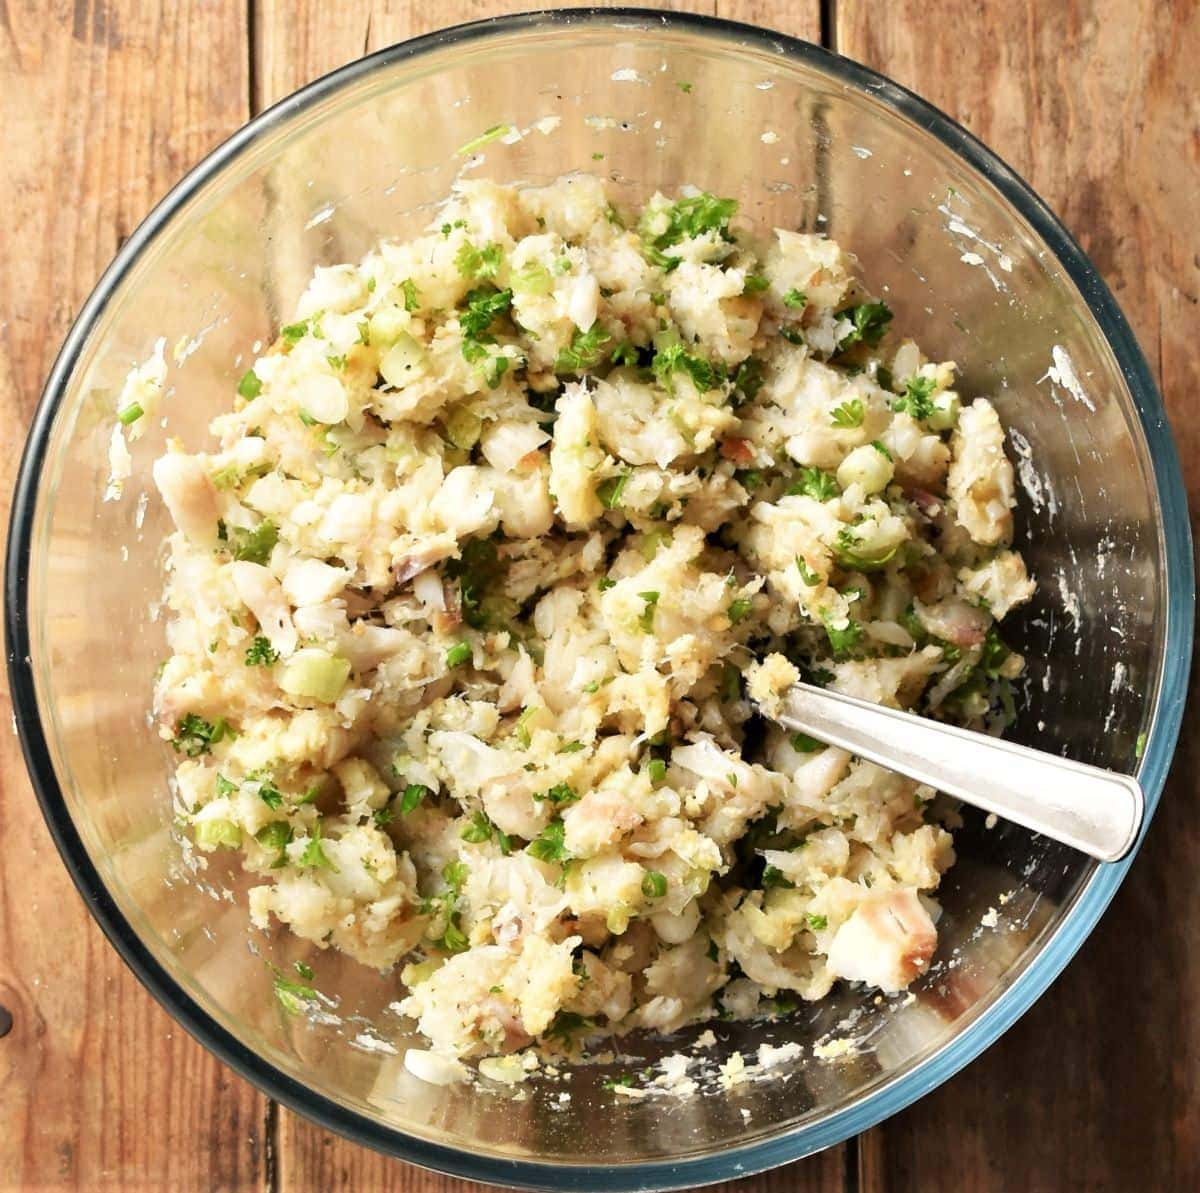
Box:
[5, 7, 1194, 1190]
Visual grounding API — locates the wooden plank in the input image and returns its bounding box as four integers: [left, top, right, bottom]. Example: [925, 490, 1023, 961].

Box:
[255, 4, 831, 1190]
[0, 3, 267, 1190]
[837, 3, 1200, 1190]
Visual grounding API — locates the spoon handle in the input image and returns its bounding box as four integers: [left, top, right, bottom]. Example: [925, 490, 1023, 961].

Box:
[776, 683, 1144, 862]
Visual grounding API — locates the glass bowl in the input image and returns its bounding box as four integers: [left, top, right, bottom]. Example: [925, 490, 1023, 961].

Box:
[6, 9, 1193, 1190]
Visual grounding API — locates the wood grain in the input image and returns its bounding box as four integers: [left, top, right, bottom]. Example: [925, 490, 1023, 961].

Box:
[3, 1, 1196, 1190]
[837, 3, 1200, 1189]
[0, 6, 267, 1192]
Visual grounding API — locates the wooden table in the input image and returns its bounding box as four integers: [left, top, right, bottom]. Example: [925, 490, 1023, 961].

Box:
[2, 2, 1196, 1189]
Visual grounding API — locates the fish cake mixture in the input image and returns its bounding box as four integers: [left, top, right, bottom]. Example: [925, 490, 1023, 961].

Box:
[133, 176, 1034, 1061]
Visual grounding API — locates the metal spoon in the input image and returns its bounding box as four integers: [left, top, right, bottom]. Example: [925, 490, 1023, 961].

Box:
[772, 682, 1145, 862]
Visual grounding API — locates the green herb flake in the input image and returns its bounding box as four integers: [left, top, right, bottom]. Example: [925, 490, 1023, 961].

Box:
[836, 301, 894, 352]
[527, 818, 569, 863]
[829, 399, 865, 429]
[822, 613, 864, 656]
[401, 278, 421, 312]
[456, 123, 512, 155]
[762, 864, 795, 890]
[727, 597, 752, 624]
[280, 320, 309, 346]
[641, 192, 738, 272]
[651, 337, 720, 392]
[257, 779, 284, 810]
[118, 401, 144, 425]
[558, 739, 586, 754]
[445, 640, 473, 668]
[400, 783, 430, 815]
[647, 758, 667, 784]
[790, 732, 823, 753]
[460, 286, 513, 338]
[555, 325, 612, 373]
[225, 520, 278, 565]
[456, 240, 504, 281]
[273, 973, 318, 1015]
[515, 705, 539, 749]
[786, 466, 840, 501]
[742, 273, 770, 293]
[637, 590, 660, 634]
[782, 288, 808, 309]
[214, 774, 238, 797]
[244, 635, 278, 667]
[299, 821, 338, 871]
[807, 913, 828, 931]
[596, 471, 630, 510]
[732, 356, 765, 403]
[171, 713, 233, 757]
[892, 373, 937, 421]
[534, 783, 579, 807]
[461, 809, 496, 845]
[442, 859, 469, 893]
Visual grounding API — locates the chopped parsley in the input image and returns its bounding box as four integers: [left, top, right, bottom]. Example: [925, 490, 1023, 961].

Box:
[646, 758, 667, 784]
[445, 536, 506, 630]
[638, 590, 660, 633]
[822, 613, 864, 655]
[727, 597, 752, 624]
[299, 821, 338, 871]
[651, 337, 720, 392]
[456, 240, 503, 281]
[458, 286, 512, 366]
[555, 325, 612, 373]
[640, 192, 738, 270]
[445, 640, 472, 668]
[786, 466, 840, 501]
[226, 520, 278, 565]
[280, 319, 310, 345]
[892, 373, 937, 421]
[400, 278, 421, 312]
[461, 810, 511, 854]
[596, 471, 630, 509]
[742, 273, 770, 293]
[762, 865, 795, 890]
[273, 972, 318, 1015]
[456, 123, 512, 155]
[782, 288, 807, 309]
[790, 732, 823, 753]
[732, 356, 765, 403]
[400, 783, 430, 815]
[545, 1010, 593, 1043]
[244, 635, 278, 666]
[527, 818, 569, 863]
[836, 301, 893, 352]
[829, 399, 865, 429]
[257, 779, 284, 810]
[171, 713, 232, 757]
[534, 783, 579, 807]
[807, 913, 828, 931]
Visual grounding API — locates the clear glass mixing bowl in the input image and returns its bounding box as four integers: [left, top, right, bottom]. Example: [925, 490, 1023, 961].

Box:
[5, 10, 1193, 1190]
